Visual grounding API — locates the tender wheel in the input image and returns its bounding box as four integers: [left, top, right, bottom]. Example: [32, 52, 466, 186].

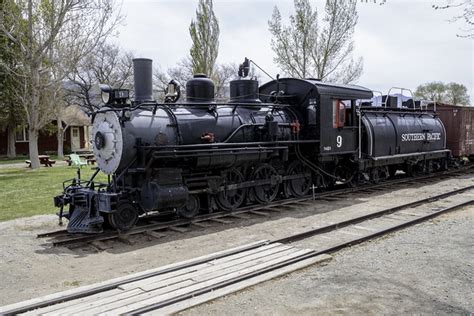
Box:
[108, 202, 139, 232]
[285, 161, 312, 197]
[216, 168, 247, 211]
[370, 168, 380, 184]
[388, 165, 398, 178]
[312, 172, 325, 190]
[424, 161, 434, 174]
[371, 167, 388, 184]
[323, 175, 336, 189]
[411, 163, 424, 176]
[251, 164, 280, 204]
[334, 164, 357, 187]
[177, 195, 200, 219]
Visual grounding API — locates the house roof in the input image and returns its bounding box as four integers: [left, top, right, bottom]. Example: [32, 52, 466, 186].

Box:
[62, 105, 91, 126]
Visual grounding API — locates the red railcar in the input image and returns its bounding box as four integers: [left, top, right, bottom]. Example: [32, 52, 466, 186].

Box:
[434, 104, 474, 159]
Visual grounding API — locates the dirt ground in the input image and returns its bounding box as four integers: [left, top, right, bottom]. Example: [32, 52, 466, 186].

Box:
[182, 208, 474, 315]
[0, 175, 473, 314]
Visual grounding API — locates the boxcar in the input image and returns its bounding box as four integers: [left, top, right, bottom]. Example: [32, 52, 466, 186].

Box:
[434, 104, 474, 159]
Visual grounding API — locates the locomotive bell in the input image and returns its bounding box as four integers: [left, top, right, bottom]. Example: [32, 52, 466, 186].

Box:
[186, 74, 215, 103]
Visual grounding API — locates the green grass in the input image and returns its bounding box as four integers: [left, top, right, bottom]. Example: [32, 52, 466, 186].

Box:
[0, 155, 30, 165]
[0, 165, 107, 221]
[0, 155, 62, 165]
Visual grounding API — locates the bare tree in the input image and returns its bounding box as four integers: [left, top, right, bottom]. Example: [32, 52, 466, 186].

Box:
[363, 0, 473, 38]
[58, 42, 133, 157]
[153, 61, 237, 102]
[268, 0, 363, 83]
[152, 59, 193, 102]
[433, 0, 473, 38]
[0, 0, 122, 168]
[189, 0, 219, 78]
[0, 0, 25, 158]
[268, 0, 317, 79]
[67, 42, 134, 112]
[214, 63, 237, 100]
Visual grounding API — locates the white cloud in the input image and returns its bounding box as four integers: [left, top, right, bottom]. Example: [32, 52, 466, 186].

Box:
[117, 0, 473, 103]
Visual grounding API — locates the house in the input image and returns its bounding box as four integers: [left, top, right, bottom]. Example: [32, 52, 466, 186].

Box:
[0, 105, 91, 156]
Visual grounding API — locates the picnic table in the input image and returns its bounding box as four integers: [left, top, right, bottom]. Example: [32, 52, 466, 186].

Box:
[65, 153, 96, 166]
[25, 155, 56, 167]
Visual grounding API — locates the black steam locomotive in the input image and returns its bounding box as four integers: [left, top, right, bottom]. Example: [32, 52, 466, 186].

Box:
[54, 58, 450, 233]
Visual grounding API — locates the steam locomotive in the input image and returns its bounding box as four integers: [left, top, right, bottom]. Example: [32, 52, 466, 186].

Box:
[54, 58, 450, 233]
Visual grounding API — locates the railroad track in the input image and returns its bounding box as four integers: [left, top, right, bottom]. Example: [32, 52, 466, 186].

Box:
[38, 165, 474, 248]
[3, 177, 474, 315]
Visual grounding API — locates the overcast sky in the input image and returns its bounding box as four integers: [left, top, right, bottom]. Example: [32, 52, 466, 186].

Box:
[115, 0, 473, 103]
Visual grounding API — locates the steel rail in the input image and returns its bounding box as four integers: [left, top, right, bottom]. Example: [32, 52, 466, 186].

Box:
[39, 165, 474, 246]
[273, 184, 474, 244]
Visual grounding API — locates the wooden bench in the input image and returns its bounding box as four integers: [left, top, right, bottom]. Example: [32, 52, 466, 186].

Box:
[43, 159, 56, 167]
[25, 157, 56, 167]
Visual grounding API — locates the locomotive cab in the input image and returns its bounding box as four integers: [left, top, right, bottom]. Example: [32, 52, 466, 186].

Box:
[259, 78, 373, 157]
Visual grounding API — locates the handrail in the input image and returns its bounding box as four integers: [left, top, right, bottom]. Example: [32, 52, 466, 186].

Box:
[372, 90, 383, 107]
[383, 87, 417, 110]
[419, 99, 436, 112]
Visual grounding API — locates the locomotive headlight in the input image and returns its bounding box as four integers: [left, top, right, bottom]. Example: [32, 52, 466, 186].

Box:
[99, 84, 130, 106]
[99, 84, 112, 104]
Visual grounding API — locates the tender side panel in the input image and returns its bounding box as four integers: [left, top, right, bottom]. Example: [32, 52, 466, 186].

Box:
[362, 111, 446, 158]
[362, 113, 397, 157]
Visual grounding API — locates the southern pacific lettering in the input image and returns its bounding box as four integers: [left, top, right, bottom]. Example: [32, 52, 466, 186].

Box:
[401, 133, 441, 142]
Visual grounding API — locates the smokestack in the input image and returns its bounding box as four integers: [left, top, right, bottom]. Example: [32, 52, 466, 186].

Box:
[133, 58, 153, 103]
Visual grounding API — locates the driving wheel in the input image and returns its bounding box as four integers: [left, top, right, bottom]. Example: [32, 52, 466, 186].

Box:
[286, 161, 312, 197]
[251, 164, 280, 204]
[216, 168, 247, 211]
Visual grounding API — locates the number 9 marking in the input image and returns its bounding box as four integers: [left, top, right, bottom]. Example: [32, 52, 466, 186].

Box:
[336, 135, 343, 148]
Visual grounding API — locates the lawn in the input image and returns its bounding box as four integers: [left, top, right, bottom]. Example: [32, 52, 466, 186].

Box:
[0, 165, 107, 221]
[0, 155, 61, 165]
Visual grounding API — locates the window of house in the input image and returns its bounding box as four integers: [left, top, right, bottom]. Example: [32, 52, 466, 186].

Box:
[16, 126, 29, 142]
[72, 128, 79, 138]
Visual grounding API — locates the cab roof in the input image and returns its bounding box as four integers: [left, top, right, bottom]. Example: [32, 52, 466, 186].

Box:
[259, 78, 373, 102]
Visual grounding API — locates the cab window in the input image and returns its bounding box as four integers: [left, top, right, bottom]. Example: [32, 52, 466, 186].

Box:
[332, 99, 346, 128]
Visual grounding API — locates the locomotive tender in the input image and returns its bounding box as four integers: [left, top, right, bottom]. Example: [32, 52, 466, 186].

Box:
[54, 58, 450, 233]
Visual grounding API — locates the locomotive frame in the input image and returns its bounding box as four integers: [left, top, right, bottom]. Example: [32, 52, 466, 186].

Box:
[54, 58, 451, 234]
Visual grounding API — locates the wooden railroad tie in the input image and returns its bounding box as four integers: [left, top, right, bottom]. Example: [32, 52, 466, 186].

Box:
[0, 241, 331, 315]
[168, 226, 189, 233]
[249, 210, 270, 217]
[210, 218, 234, 224]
